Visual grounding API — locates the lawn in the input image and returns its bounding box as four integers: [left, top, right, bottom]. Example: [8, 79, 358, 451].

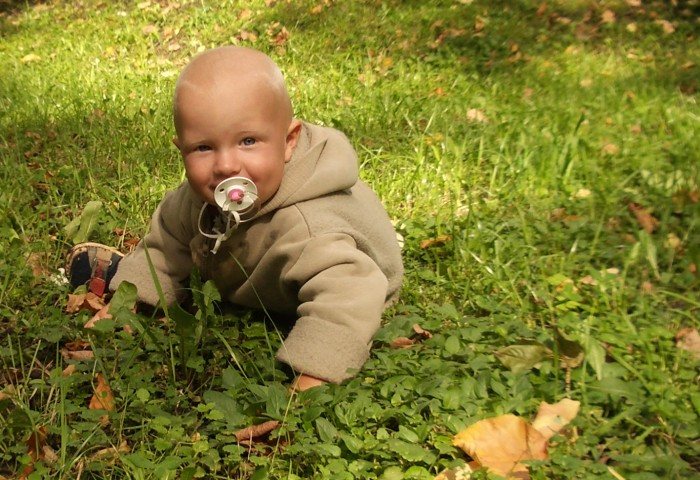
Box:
[1, 0, 699, 478]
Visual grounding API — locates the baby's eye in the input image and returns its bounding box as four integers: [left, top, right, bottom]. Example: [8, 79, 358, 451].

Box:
[194, 145, 211, 152]
[242, 137, 256, 146]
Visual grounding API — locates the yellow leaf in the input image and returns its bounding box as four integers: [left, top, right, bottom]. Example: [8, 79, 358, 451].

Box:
[531, 399, 580, 441]
[20, 53, 41, 63]
[453, 414, 547, 478]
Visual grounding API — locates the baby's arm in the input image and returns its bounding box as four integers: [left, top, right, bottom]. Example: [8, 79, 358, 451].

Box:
[278, 232, 389, 384]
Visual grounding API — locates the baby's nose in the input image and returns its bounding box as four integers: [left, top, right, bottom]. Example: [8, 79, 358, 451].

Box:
[214, 149, 242, 177]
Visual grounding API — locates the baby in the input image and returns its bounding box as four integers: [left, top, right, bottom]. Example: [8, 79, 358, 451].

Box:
[73, 46, 403, 390]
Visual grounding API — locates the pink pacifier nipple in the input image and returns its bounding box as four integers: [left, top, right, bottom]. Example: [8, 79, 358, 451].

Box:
[228, 188, 245, 202]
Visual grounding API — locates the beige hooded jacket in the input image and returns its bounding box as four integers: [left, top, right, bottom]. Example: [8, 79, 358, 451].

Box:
[110, 122, 403, 383]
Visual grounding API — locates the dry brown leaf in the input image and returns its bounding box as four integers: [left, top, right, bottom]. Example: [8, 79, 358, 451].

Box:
[235, 420, 280, 442]
[675, 328, 700, 360]
[238, 8, 253, 20]
[626, 22, 637, 33]
[453, 414, 547, 478]
[601, 143, 619, 155]
[390, 337, 415, 349]
[579, 275, 597, 286]
[89, 373, 116, 413]
[656, 19, 675, 34]
[27, 253, 50, 279]
[688, 190, 699, 203]
[168, 42, 182, 52]
[420, 234, 451, 249]
[466, 108, 488, 123]
[626, 0, 641, 6]
[142, 24, 158, 35]
[601, 10, 616, 24]
[90, 440, 130, 461]
[536, 2, 547, 16]
[413, 324, 433, 339]
[628, 202, 659, 233]
[62, 364, 77, 377]
[66, 292, 106, 314]
[531, 399, 580, 441]
[20, 426, 48, 479]
[641, 281, 653, 294]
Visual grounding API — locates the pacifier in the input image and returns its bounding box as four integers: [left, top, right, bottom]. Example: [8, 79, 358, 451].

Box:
[213, 176, 259, 218]
[197, 176, 260, 254]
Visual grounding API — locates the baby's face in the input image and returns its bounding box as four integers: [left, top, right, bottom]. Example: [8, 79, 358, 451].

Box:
[175, 80, 298, 207]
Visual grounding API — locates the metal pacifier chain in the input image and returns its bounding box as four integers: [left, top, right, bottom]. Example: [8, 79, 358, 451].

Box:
[197, 176, 260, 254]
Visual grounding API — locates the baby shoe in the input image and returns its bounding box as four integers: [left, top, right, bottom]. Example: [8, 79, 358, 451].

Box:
[66, 243, 124, 297]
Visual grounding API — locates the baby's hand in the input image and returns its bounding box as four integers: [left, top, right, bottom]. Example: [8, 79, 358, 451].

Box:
[291, 374, 327, 392]
[84, 303, 112, 329]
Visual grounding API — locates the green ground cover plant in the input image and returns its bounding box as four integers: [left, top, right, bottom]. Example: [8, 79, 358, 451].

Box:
[1, 0, 698, 478]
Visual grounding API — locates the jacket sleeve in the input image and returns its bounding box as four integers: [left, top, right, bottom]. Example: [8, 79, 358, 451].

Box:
[276, 232, 389, 383]
[109, 184, 196, 306]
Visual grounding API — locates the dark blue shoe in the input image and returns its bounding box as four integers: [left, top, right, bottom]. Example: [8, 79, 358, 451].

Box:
[66, 243, 123, 297]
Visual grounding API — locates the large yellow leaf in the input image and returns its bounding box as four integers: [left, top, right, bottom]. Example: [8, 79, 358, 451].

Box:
[453, 414, 547, 478]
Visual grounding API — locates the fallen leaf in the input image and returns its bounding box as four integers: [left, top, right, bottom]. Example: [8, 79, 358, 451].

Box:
[62, 364, 77, 376]
[626, 22, 637, 33]
[466, 108, 488, 123]
[574, 188, 591, 199]
[495, 344, 550, 374]
[21, 426, 48, 478]
[238, 8, 253, 20]
[675, 328, 700, 360]
[27, 252, 50, 279]
[641, 281, 653, 294]
[656, 19, 675, 34]
[453, 414, 547, 478]
[235, 420, 280, 442]
[601, 143, 619, 155]
[390, 337, 416, 349]
[413, 324, 433, 339]
[90, 440, 130, 460]
[628, 202, 659, 233]
[523, 87, 534, 99]
[601, 10, 616, 24]
[20, 53, 41, 63]
[579, 78, 593, 88]
[434, 463, 476, 479]
[536, 2, 547, 16]
[688, 190, 699, 203]
[630, 124, 642, 134]
[168, 42, 182, 52]
[531, 399, 580, 441]
[142, 24, 158, 35]
[420, 234, 451, 249]
[579, 275, 597, 286]
[89, 373, 115, 412]
[66, 292, 106, 314]
[665, 233, 682, 251]
[626, 0, 641, 6]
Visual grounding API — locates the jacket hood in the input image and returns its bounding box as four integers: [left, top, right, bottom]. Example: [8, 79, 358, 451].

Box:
[257, 122, 359, 216]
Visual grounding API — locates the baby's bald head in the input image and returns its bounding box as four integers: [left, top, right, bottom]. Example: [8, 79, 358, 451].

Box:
[173, 46, 293, 135]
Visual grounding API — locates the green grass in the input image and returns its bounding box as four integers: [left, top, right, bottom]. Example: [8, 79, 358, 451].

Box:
[1, 0, 699, 478]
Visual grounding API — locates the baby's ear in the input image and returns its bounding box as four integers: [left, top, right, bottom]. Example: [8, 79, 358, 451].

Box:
[284, 119, 302, 162]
